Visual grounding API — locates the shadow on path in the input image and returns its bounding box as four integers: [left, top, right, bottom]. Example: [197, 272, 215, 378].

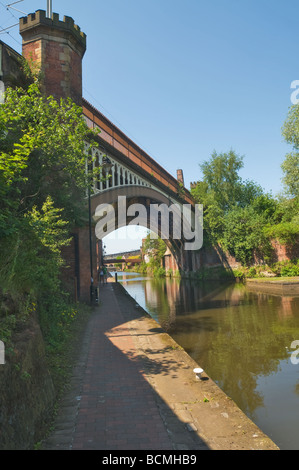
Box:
[42, 282, 209, 451]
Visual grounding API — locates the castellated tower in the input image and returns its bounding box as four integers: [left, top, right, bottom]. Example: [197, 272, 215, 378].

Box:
[19, 10, 86, 105]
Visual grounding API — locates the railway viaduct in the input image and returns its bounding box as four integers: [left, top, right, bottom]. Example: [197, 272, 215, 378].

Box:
[1, 9, 203, 302]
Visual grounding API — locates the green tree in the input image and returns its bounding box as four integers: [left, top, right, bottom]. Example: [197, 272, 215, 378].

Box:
[221, 205, 273, 265]
[0, 82, 99, 338]
[263, 196, 299, 245]
[198, 150, 244, 211]
[191, 150, 266, 242]
[281, 104, 299, 197]
[143, 232, 166, 273]
[191, 150, 278, 264]
[281, 153, 299, 198]
[258, 106, 299, 245]
[0, 83, 98, 235]
[195, 150, 265, 211]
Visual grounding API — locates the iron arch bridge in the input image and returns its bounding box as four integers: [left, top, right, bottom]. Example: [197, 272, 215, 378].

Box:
[80, 100, 203, 297]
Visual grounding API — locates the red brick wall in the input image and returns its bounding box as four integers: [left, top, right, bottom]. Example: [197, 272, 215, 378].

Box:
[22, 39, 82, 103]
[271, 239, 299, 262]
[60, 227, 98, 303]
[191, 238, 299, 274]
[75, 226, 98, 303]
[164, 254, 179, 272]
[22, 41, 41, 63]
[20, 11, 86, 105]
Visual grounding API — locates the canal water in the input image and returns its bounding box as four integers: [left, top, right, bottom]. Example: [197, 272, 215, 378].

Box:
[113, 271, 299, 450]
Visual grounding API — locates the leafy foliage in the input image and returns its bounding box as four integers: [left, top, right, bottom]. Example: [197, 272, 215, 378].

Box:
[0, 83, 98, 234]
[221, 205, 273, 265]
[191, 150, 277, 264]
[198, 149, 244, 212]
[281, 153, 299, 198]
[281, 105, 299, 197]
[0, 83, 98, 344]
[140, 232, 167, 275]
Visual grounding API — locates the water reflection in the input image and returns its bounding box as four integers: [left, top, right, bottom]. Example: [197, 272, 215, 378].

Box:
[115, 272, 299, 450]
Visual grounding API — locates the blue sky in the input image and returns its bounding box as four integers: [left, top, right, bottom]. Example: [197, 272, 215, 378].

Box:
[1, 0, 298, 253]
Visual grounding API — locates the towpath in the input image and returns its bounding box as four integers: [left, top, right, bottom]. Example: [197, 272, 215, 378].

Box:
[42, 280, 279, 451]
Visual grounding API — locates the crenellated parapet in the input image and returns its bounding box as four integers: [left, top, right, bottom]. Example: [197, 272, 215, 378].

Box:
[19, 10, 86, 104]
[19, 10, 86, 52]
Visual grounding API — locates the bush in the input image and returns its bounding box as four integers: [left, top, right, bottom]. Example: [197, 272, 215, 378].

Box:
[153, 267, 166, 278]
[232, 268, 245, 280]
[221, 206, 273, 266]
[247, 267, 257, 278]
[272, 260, 299, 277]
[264, 221, 299, 245]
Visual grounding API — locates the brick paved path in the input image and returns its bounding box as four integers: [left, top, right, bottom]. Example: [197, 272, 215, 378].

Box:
[43, 283, 174, 450]
[72, 283, 173, 450]
[42, 281, 278, 451]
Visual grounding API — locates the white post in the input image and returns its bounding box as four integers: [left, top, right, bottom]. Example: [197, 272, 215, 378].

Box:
[111, 164, 115, 188]
[0, 43, 3, 77]
[0, 341, 5, 365]
[92, 152, 96, 192]
[99, 155, 103, 191]
[117, 165, 121, 187]
[0, 81, 4, 105]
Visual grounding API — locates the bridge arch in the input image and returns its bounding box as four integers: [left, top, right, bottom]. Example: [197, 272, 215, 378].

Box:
[90, 185, 195, 272]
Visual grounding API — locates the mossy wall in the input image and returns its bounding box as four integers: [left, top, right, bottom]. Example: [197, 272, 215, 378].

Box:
[0, 316, 55, 450]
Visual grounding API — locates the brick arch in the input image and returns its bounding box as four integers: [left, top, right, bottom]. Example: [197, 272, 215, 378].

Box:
[91, 185, 188, 271]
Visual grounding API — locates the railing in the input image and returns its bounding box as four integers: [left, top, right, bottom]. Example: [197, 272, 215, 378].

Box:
[83, 99, 194, 205]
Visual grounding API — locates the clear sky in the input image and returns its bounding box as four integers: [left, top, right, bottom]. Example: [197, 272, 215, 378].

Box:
[1, 0, 298, 253]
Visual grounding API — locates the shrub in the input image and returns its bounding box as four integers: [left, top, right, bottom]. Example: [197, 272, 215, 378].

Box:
[247, 267, 257, 278]
[272, 260, 299, 277]
[153, 267, 166, 278]
[232, 268, 245, 280]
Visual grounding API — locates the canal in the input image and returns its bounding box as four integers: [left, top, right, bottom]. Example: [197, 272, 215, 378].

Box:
[113, 271, 299, 450]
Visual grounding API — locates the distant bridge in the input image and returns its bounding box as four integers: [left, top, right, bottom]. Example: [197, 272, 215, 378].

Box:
[103, 257, 142, 265]
[103, 249, 142, 266]
[103, 249, 141, 259]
